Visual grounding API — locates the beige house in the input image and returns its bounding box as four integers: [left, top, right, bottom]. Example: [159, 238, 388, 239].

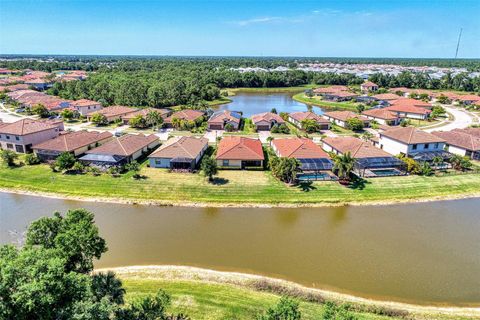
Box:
[70, 99, 103, 116]
[362, 108, 403, 125]
[323, 111, 370, 128]
[149, 136, 208, 170]
[288, 111, 330, 130]
[216, 136, 264, 169]
[0, 119, 63, 153]
[87, 106, 137, 122]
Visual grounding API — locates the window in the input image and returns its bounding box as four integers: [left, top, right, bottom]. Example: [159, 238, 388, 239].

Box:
[424, 143, 429, 149]
[15, 136, 19, 141]
[412, 144, 417, 150]
[222, 160, 229, 166]
[6, 143, 13, 149]
[15, 145, 24, 153]
[6, 135, 10, 140]
[434, 143, 439, 149]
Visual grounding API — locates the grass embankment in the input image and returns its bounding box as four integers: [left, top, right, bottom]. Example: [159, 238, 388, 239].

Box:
[1, 164, 480, 206]
[114, 266, 478, 320]
[225, 85, 316, 96]
[292, 93, 359, 111]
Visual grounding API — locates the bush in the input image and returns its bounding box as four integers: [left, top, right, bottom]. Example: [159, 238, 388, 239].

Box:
[0, 149, 18, 167]
[90, 113, 108, 126]
[55, 152, 76, 171]
[271, 123, 290, 134]
[224, 123, 234, 132]
[345, 117, 364, 131]
[25, 153, 40, 165]
[257, 296, 301, 320]
[201, 156, 218, 181]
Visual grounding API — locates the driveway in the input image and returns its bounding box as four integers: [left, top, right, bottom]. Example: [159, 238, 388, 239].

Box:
[204, 130, 223, 143]
[156, 128, 172, 141]
[423, 106, 475, 132]
[258, 130, 271, 143]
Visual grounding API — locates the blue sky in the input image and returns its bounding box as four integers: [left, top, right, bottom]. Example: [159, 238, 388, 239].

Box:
[0, 0, 479, 58]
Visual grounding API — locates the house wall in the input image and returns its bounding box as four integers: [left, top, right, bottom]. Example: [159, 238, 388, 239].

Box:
[378, 136, 408, 156]
[0, 128, 61, 153]
[77, 104, 103, 116]
[217, 159, 242, 168]
[321, 143, 338, 154]
[447, 145, 467, 157]
[393, 112, 427, 120]
[149, 158, 171, 168]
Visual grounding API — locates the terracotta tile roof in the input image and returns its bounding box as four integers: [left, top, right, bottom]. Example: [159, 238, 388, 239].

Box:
[323, 136, 393, 158]
[383, 104, 431, 115]
[272, 138, 330, 159]
[457, 94, 480, 102]
[33, 130, 112, 152]
[86, 134, 158, 157]
[122, 108, 171, 121]
[164, 109, 204, 122]
[149, 136, 208, 159]
[372, 93, 401, 101]
[216, 137, 264, 160]
[313, 85, 349, 94]
[95, 105, 137, 117]
[388, 87, 411, 93]
[289, 111, 329, 124]
[208, 110, 242, 124]
[390, 98, 432, 108]
[0, 84, 29, 92]
[432, 130, 480, 151]
[453, 128, 480, 138]
[324, 111, 369, 122]
[70, 99, 101, 107]
[251, 112, 285, 125]
[326, 91, 358, 98]
[0, 119, 59, 135]
[380, 127, 445, 144]
[362, 108, 402, 120]
[434, 92, 459, 100]
[361, 81, 378, 87]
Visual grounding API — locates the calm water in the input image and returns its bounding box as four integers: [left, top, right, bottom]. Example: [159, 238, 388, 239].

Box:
[217, 92, 322, 117]
[1, 192, 480, 306]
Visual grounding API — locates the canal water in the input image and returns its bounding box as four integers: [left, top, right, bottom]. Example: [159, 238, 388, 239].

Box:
[1, 192, 479, 306]
[216, 92, 323, 117]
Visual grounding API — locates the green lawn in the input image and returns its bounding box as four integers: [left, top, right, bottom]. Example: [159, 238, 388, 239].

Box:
[122, 278, 396, 320]
[226, 85, 316, 95]
[1, 163, 479, 205]
[292, 93, 359, 111]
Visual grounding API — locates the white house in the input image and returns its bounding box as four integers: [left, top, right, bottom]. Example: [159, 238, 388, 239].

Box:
[432, 129, 480, 160]
[378, 127, 446, 157]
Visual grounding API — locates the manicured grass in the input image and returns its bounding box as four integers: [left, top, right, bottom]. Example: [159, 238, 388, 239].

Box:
[292, 93, 359, 111]
[122, 278, 396, 320]
[1, 163, 479, 205]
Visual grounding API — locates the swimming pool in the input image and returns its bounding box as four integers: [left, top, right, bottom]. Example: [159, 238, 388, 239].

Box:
[369, 168, 403, 177]
[297, 172, 333, 181]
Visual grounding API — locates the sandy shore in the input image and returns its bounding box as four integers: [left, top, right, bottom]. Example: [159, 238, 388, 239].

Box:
[97, 265, 480, 319]
[2, 187, 480, 208]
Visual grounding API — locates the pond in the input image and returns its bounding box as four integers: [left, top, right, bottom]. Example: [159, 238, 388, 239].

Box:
[1, 192, 480, 306]
[216, 91, 322, 117]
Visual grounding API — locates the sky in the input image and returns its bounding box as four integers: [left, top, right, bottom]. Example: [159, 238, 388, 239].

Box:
[0, 0, 479, 58]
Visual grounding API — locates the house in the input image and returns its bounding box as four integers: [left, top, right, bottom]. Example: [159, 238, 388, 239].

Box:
[360, 81, 379, 93]
[0, 119, 63, 153]
[86, 105, 137, 122]
[216, 136, 264, 169]
[313, 85, 349, 95]
[80, 134, 159, 166]
[288, 111, 330, 130]
[0, 84, 30, 92]
[207, 110, 242, 130]
[362, 108, 403, 126]
[432, 130, 480, 160]
[70, 99, 103, 116]
[457, 94, 480, 105]
[163, 109, 205, 128]
[378, 127, 449, 161]
[32, 130, 113, 161]
[372, 93, 402, 102]
[251, 112, 285, 131]
[122, 108, 171, 125]
[271, 138, 334, 179]
[322, 91, 358, 102]
[322, 136, 404, 177]
[383, 102, 432, 120]
[323, 111, 370, 128]
[24, 78, 53, 90]
[148, 136, 208, 170]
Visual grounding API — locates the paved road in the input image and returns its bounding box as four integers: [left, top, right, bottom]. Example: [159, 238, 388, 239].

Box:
[424, 106, 475, 132]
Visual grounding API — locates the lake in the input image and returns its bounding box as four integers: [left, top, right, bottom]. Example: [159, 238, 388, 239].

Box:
[1, 192, 480, 306]
[216, 91, 322, 117]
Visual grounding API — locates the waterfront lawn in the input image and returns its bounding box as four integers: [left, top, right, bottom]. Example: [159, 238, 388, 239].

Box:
[1, 163, 479, 205]
[292, 93, 359, 111]
[122, 279, 395, 320]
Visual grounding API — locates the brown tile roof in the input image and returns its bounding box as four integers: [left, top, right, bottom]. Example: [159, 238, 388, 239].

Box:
[313, 85, 349, 94]
[95, 106, 137, 118]
[323, 136, 393, 158]
[70, 99, 101, 107]
[122, 108, 171, 121]
[0, 119, 59, 135]
[453, 128, 480, 138]
[289, 111, 329, 124]
[0, 84, 29, 92]
[457, 94, 480, 102]
[361, 81, 378, 87]
[149, 136, 208, 159]
[432, 130, 480, 151]
[390, 98, 432, 109]
[208, 110, 242, 124]
[272, 138, 330, 159]
[324, 111, 369, 122]
[216, 137, 264, 160]
[362, 108, 402, 120]
[383, 104, 431, 115]
[380, 127, 445, 144]
[86, 134, 158, 157]
[251, 112, 285, 125]
[327, 91, 358, 98]
[372, 93, 401, 101]
[164, 109, 204, 122]
[32, 130, 112, 152]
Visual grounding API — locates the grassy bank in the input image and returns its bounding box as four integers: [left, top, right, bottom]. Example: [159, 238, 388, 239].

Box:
[292, 92, 359, 111]
[1, 163, 479, 206]
[110, 266, 479, 320]
[226, 85, 316, 95]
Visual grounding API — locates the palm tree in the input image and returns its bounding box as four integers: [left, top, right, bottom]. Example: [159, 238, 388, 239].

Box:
[91, 271, 126, 304]
[333, 152, 355, 182]
[146, 110, 163, 130]
[431, 156, 443, 170]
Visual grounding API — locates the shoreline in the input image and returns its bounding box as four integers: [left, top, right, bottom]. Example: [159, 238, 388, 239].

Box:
[97, 265, 480, 319]
[2, 187, 480, 208]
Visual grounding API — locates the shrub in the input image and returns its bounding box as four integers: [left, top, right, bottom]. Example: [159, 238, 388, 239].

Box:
[301, 119, 320, 133]
[55, 152, 76, 171]
[271, 123, 290, 134]
[0, 149, 18, 167]
[345, 117, 364, 131]
[25, 153, 40, 165]
[201, 156, 218, 182]
[224, 123, 234, 132]
[257, 296, 301, 320]
[90, 113, 108, 126]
